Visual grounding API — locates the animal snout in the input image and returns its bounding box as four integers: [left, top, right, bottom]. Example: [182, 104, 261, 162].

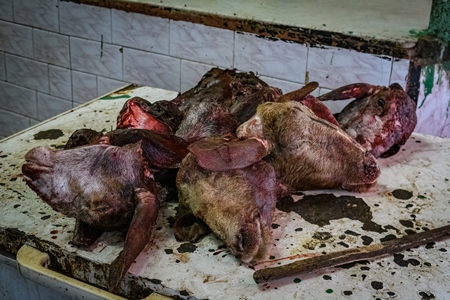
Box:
[363, 161, 380, 181]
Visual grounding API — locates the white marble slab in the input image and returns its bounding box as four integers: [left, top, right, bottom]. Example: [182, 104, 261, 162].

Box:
[71, 70, 97, 105]
[0, 108, 31, 138]
[0, 0, 13, 21]
[37, 93, 73, 122]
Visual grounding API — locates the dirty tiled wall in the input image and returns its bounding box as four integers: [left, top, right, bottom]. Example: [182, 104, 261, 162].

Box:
[0, 0, 410, 139]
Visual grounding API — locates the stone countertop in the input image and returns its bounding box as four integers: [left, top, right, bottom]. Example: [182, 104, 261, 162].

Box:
[65, 0, 432, 58]
[1, 85, 450, 299]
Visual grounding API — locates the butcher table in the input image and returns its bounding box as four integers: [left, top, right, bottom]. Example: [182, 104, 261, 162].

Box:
[0, 85, 449, 299]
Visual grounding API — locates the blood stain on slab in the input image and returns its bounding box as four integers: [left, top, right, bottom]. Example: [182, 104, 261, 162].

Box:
[391, 189, 413, 200]
[177, 242, 197, 253]
[393, 253, 420, 267]
[277, 194, 386, 233]
[33, 129, 64, 140]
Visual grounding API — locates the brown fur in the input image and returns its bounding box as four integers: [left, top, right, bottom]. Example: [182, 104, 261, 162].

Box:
[175, 137, 278, 263]
[237, 101, 380, 192]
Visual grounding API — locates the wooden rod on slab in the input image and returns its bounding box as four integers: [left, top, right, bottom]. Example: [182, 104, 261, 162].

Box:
[254, 224, 450, 284]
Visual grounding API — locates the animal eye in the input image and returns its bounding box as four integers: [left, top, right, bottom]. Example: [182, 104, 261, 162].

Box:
[377, 98, 385, 108]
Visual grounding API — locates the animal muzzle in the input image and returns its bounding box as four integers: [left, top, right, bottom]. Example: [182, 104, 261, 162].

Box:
[363, 151, 380, 182]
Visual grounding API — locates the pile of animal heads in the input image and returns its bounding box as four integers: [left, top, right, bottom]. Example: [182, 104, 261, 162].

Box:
[21, 68, 417, 291]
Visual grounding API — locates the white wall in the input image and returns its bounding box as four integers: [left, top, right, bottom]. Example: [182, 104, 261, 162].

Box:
[0, 0, 411, 139]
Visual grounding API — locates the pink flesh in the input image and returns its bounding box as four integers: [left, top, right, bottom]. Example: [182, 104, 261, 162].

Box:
[118, 100, 172, 135]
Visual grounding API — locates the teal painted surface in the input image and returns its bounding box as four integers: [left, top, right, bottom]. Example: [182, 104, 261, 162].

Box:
[428, 0, 450, 42]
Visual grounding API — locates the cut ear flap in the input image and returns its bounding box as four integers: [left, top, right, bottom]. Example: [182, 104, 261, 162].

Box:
[188, 138, 269, 171]
[318, 83, 377, 101]
[278, 82, 319, 102]
[108, 186, 160, 291]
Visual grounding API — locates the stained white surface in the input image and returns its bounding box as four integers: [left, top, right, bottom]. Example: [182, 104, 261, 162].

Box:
[0, 85, 449, 299]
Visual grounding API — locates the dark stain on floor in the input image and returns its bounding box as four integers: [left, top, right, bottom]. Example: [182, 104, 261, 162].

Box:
[277, 194, 386, 233]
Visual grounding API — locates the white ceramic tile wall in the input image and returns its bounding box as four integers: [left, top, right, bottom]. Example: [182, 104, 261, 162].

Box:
[70, 37, 123, 80]
[97, 76, 127, 97]
[0, 0, 427, 138]
[13, 0, 59, 32]
[0, 21, 33, 58]
[307, 45, 392, 89]
[180, 60, 216, 92]
[235, 32, 308, 83]
[72, 70, 97, 105]
[0, 51, 5, 81]
[37, 92, 73, 121]
[5, 54, 49, 93]
[49, 65, 72, 100]
[0, 108, 31, 138]
[112, 9, 170, 54]
[123, 47, 180, 90]
[0, 81, 37, 119]
[59, 1, 112, 43]
[33, 29, 70, 68]
[0, 0, 13, 22]
[390, 58, 410, 89]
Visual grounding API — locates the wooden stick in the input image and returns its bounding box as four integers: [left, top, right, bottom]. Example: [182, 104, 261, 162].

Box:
[254, 224, 450, 284]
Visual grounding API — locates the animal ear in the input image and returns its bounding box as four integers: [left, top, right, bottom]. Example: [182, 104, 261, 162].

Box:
[299, 95, 340, 126]
[108, 186, 160, 291]
[388, 83, 404, 91]
[318, 83, 378, 100]
[188, 138, 269, 171]
[107, 128, 189, 168]
[139, 134, 189, 168]
[278, 82, 319, 102]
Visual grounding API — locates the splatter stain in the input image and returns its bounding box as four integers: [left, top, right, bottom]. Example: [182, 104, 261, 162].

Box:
[50, 230, 58, 234]
[150, 278, 162, 284]
[41, 215, 51, 220]
[419, 291, 436, 299]
[177, 243, 197, 253]
[392, 189, 413, 200]
[326, 289, 333, 294]
[277, 194, 386, 233]
[380, 234, 397, 242]
[371, 281, 383, 290]
[393, 253, 420, 267]
[343, 291, 353, 296]
[338, 260, 369, 269]
[13, 204, 21, 208]
[271, 223, 280, 229]
[338, 241, 349, 248]
[293, 278, 301, 283]
[361, 235, 373, 245]
[164, 249, 173, 254]
[400, 220, 414, 228]
[33, 129, 64, 140]
[313, 231, 332, 240]
[344, 230, 360, 236]
[323, 275, 332, 280]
